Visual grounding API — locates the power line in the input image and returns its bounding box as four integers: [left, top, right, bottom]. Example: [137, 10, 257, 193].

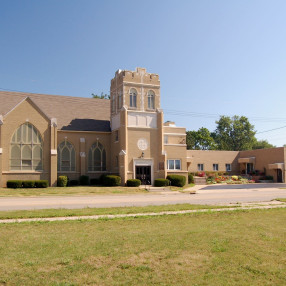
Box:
[256, 125, 286, 134]
[1, 87, 286, 134]
[164, 109, 286, 123]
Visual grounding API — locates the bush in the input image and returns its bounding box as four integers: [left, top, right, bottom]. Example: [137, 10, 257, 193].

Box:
[188, 173, 194, 184]
[35, 180, 48, 188]
[22, 180, 35, 188]
[166, 175, 186, 187]
[154, 178, 170, 187]
[57, 176, 68, 187]
[7, 180, 22, 188]
[79, 175, 89, 186]
[126, 179, 141, 187]
[103, 175, 121, 186]
[99, 174, 108, 185]
[265, 175, 274, 180]
[69, 179, 79, 186]
[90, 178, 100, 185]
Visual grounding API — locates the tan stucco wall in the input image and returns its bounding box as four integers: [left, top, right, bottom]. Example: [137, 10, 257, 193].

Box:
[0, 99, 52, 187]
[57, 130, 111, 181]
[239, 147, 285, 182]
[187, 150, 240, 174]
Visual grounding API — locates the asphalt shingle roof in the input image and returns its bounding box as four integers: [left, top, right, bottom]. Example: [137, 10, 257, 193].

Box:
[0, 91, 111, 132]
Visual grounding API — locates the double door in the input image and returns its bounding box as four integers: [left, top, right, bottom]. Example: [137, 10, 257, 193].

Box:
[136, 166, 151, 185]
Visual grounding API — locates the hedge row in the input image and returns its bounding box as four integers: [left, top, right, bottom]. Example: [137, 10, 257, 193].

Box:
[57, 175, 122, 187]
[7, 180, 48, 189]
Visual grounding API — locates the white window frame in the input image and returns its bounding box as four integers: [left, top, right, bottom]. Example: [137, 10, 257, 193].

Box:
[226, 163, 231, 172]
[167, 159, 181, 170]
[213, 164, 219, 171]
[197, 164, 204, 171]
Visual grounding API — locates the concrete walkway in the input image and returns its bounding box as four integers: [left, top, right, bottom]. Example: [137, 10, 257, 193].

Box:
[0, 203, 285, 224]
[0, 183, 285, 211]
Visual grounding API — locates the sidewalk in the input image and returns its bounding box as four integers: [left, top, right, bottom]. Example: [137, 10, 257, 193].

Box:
[1, 202, 285, 224]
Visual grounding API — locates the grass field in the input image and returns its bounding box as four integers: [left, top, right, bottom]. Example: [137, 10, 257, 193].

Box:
[0, 186, 150, 197]
[0, 203, 235, 220]
[0, 208, 285, 285]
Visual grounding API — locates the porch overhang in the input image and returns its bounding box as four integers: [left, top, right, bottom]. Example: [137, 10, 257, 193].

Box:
[268, 163, 284, 170]
[238, 157, 255, 164]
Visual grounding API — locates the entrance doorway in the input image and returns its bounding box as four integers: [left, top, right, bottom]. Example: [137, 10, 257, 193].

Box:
[136, 166, 151, 185]
[277, 169, 283, 183]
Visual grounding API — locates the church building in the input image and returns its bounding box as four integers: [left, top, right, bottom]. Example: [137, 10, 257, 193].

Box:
[0, 68, 188, 187]
[0, 67, 285, 187]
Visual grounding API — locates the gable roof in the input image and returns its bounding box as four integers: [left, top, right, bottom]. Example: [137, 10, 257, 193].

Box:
[0, 91, 111, 132]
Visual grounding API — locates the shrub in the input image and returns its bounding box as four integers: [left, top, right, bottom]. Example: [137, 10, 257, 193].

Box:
[99, 174, 108, 185]
[57, 176, 68, 187]
[69, 179, 79, 186]
[90, 178, 100, 185]
[79, 175, 89, 186]
[22, 180, 35, 188]
[188, 173, 194, 184]
[7, 180, 22, 188]
[103, 175, 121, 186]
[154, 178, 170, 187]
[166, 175, 186, 187]
[35, 180, 48, 188]
[265, 175, 274, 180]
[126, 179, 141, 187]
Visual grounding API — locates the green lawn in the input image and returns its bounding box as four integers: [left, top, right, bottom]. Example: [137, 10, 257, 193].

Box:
[276, 198, 286, 202]
[0, 203, 235, 220]
[0, 186, 150, 197]
[0, 208, 285, 285]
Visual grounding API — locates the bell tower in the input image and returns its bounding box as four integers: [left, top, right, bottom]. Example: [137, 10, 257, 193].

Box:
[110, 68, 166, 185]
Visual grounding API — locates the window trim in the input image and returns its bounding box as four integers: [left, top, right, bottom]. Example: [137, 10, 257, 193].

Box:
[147, 90, 155, 109]
[197, 164, 204, 171]
[88, 141, 107, 172]
[129, 88, 137, 108]
[167, 159, 181, 170]
[57, 140, 76, 172]
[225, 163, 231, 172]
[213, 163, 219, 171]
[10, 123, 43, 171]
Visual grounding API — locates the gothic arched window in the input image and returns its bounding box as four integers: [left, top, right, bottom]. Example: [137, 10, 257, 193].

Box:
[10, 123, 43, 171]
[88, 141, 106, 171]
[57, 141, 76, 172]
[129, 88, 137, 108]
[148, 90, 155, 109]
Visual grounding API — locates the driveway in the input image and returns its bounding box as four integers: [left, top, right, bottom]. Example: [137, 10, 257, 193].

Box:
[0, 183, 286, 211]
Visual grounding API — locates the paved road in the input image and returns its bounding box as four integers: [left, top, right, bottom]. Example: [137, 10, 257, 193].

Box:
[0, 183, 286, 211]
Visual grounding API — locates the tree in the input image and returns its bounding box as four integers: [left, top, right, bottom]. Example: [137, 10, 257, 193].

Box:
[91, 92, 110, 99]
[252, 139, 275, 149]
[186, 127, 216, 150]
[213, 115, 256, 151]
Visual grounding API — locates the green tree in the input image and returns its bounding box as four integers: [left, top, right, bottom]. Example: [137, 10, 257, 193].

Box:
[213, 115, 256, 151]
[252, 139, 275, 149]
[91, 92, 110, 99]
[186, 127, 216, 150]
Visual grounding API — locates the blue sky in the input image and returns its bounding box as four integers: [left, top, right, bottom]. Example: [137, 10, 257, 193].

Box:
[1, 0, 286, 146]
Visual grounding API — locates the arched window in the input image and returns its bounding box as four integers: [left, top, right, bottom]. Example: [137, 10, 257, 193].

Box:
[129, 88, 137, 108]
[10, 123, 43, 170]
[148, 90, 155, 109]
[57, 141, 76, 172]
[88, 141, 106, 171]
